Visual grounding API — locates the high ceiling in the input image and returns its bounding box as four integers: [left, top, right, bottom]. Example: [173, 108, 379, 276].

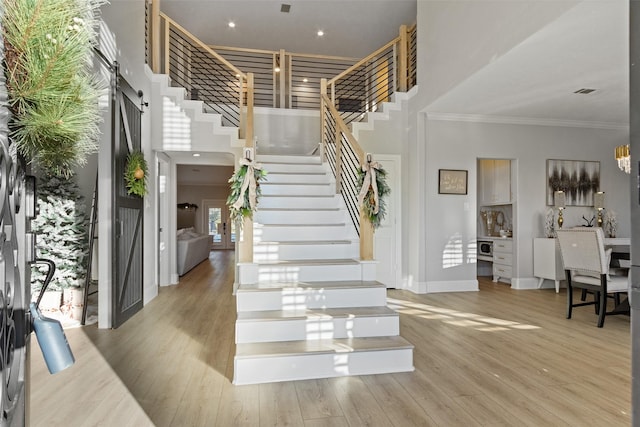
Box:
[160, 0, 417, 58]
[163, 0, 629, 185]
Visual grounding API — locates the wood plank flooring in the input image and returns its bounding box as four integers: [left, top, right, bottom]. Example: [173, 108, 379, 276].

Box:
[30, 251, 631, 426]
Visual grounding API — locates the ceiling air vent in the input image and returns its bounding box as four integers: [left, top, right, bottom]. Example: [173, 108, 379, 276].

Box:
[574, 88, 596, 94]
[280, 4, 291, 13]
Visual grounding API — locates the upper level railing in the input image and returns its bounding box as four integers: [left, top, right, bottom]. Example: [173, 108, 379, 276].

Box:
[326, 24, 416, 127]
[211, 47, 357, 110]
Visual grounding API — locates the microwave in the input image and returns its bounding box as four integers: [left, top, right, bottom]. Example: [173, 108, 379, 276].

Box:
[478, 240, 493, 260]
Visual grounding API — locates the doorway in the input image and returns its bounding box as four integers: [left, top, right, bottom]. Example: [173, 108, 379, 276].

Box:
[203, 199, 235, 250]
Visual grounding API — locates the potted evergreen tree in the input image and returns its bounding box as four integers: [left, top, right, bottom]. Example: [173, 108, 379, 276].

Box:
[31, 175, 88, 317]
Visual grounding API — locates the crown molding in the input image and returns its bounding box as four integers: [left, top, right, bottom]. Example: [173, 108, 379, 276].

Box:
[425, 112, 629, 131]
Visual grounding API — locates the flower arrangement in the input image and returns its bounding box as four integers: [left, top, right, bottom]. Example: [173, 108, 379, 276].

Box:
[124, 151, 148, 197]
[357, 160, 390, 229]
[227, 158, 267, 225]
[544, 208, 555, 238]
[604, 210, 617, 238]
[3, 0, 105, 177]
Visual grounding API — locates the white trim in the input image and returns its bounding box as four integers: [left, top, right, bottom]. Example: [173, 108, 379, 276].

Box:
[511, 277, 545, 290]
[425, 280, 479, 294]
[426, 112, 629, 131]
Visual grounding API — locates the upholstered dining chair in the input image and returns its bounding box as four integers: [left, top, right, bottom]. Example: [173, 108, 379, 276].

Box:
[556, 228, 629, 328]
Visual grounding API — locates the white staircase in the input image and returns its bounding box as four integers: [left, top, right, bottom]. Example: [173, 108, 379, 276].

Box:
[233, 154, 414, 385]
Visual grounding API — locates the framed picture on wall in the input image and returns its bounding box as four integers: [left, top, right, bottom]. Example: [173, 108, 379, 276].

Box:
[438, 169, 468, 195]
[546, 159, 600, 206]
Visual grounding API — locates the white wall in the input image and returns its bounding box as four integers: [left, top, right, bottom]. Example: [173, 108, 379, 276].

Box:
[253, 107, 320, 155]
[423, 118, 629, 290]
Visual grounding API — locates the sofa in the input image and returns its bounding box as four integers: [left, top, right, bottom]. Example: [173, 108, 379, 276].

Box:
[177, 228, 211, 276]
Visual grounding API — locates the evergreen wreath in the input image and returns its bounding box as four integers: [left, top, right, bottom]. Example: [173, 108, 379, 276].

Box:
[227, 162, 267, 224]
[124, 151, 148, 197]
[357, 164, 390, 229]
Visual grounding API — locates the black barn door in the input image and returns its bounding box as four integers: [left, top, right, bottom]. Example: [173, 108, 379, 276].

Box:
[112, 76, 143, 328]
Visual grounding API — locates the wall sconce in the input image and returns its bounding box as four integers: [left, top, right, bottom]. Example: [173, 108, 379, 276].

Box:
[594, 191, 605, 227]
[177, 203, 198, 211]
[554, 190, 566, 229]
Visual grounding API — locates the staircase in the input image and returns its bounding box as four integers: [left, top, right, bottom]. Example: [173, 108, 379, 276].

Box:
[233, 154, 414, 385]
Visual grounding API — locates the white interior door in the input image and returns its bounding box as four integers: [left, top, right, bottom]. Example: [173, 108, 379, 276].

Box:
[373, 155, 401, 288]
[157, 153, 171, 286]
[203, 199, 235, 250]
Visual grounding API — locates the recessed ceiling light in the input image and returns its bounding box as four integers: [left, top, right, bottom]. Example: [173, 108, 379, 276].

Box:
[317, 30, 324, 37]
[274, 67, 281, 73]
[228, 21, 236, 28]
[193, 153, 200, 157]
[303, 78, 308, 83]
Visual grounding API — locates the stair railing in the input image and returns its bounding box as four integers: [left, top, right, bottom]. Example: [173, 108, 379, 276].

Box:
[320, 90, 374, 260]
[325, 24, 416, 128]
[156, 13, 254, 142]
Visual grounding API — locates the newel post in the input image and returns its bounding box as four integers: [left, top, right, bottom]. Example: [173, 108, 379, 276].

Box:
[398, 24, 408, 93]
[151, 0, 161, 73]
[359, 153, 375, 261]
[239, 71, 255, 264]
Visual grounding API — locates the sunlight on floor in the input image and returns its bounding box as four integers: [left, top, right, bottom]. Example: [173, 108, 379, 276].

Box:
[387, 297, 540, 331]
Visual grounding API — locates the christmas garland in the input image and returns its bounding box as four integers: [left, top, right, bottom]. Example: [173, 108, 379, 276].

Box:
[124, 151, 148, 197]
[357, 162, 390, 229]
[227, 158, 267, 224]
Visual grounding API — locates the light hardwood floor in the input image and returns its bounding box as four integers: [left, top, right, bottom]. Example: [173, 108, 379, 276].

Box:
[30, 251, 631, 426]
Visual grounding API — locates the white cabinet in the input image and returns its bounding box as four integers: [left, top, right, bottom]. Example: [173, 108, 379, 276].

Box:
[492, 239, 513, 283]
[479, 159, 511, 205]
[533, 238, 565, 293]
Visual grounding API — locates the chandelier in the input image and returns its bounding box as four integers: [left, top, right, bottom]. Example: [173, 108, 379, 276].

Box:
[615, 144, 630, 174]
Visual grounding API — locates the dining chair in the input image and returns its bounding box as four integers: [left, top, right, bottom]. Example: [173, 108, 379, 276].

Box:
[556, 228, 629, 327]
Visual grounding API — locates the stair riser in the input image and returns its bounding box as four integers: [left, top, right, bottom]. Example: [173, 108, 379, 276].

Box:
[257, 263, 363, 283]
[266, 173, 329, 184]
[255, 210, 345, 224]
[233, 348, 414, 385]
[263, 163, 327, 174]
[236, 287, 387, 312]
[254, 243, 358, 261]
[260, 183, 334, 196]
[259, 196, 339, 209]
[256, 226, 353, 241]
[258, 155, 322, 165]
[235, 316, 400, 344]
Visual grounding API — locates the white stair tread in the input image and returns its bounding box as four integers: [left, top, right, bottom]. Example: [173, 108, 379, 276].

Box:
[256, 239, 352, 245]
[237, 280, 384, 292]
[257, 223, 346, 227]
[268, 171, 326, 175]
[257, 258, 359, 266]
[237, 306, 398, 322]
[258, 208, 340, 211]
[235, 336, 414, 359]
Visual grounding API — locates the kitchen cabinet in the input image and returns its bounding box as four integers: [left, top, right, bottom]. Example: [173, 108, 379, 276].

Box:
[479, 159, 511, 205]
[492, 239, 513, 283]
[533, 238, 564, 293]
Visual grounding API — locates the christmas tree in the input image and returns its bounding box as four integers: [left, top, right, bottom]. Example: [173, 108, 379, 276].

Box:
[31, 175, 89, 294]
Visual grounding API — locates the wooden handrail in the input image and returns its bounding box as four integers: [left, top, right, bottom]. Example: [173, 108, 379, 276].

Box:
[320, 93, 365, 161]
[159, 12, 247, 79]
[328, 36, 400, 85]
